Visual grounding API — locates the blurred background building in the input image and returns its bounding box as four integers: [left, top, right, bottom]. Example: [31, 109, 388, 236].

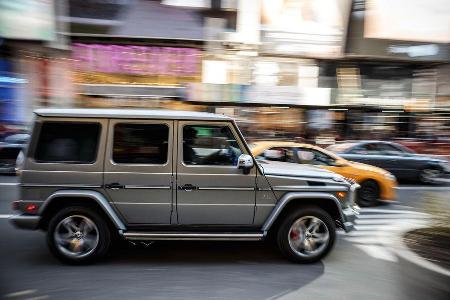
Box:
[0, 0, 449, 152]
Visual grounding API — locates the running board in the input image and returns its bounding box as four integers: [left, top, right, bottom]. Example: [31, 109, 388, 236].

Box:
[122, 232, 265, 241]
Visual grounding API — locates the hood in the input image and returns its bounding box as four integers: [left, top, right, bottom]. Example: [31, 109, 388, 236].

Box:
[258, 160, 342, 181]
[348, 161, 391, 175]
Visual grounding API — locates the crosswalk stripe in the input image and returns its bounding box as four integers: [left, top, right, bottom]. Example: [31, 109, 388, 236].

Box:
[355, 218, 429, 225]
[356, 213, 431, 219]
[354, 245, 398, 262]
[358, 208, 428, 215]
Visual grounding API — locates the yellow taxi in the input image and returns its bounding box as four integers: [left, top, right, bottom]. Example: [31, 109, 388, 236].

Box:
[250, 141, 397, 207]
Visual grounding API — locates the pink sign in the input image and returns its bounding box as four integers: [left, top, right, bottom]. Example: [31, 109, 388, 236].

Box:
[72, 43, 200, 76]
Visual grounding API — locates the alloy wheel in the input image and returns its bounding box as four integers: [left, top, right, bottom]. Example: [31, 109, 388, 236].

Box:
[54, 215, 99, 259]
[288, 216, 330, 258]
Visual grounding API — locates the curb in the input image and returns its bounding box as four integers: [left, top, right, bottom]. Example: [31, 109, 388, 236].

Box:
[383, 223, 450, 300]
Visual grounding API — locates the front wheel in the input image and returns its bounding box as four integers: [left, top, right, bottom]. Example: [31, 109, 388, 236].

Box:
[277, 207, 336, 263]
[357, 180, 380, 207]
[47, 206, 111, 264]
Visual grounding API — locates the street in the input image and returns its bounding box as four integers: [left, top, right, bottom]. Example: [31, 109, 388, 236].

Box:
[0, 176, 448, 300]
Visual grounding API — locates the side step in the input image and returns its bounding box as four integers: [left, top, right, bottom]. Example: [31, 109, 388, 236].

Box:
[123, 232, 265, 241]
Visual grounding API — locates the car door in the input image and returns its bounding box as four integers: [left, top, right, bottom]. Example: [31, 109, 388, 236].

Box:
[104, 119, 174, 225]
[176, 121, 256, 225]
[376, 143, 419, 179]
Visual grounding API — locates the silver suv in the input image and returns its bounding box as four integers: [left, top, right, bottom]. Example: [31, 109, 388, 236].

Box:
[10, 108, 358, 264]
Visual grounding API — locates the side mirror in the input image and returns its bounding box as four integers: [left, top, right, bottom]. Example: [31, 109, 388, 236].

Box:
[237, 154, 254, 174]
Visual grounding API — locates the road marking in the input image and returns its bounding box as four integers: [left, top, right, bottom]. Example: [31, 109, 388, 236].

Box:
[0, 183, 19, 186]
[342, 208, 431, 262]
[0, 214, 12, 219]
[354, 245, 397, 262]
[359, 208, 428, 215]
[396, 186, 450, 190]
[4, 289, 37, 298]
[357, 213, 431, 219]
[26, 296, 49, 300]
[355, 218, 429, 225]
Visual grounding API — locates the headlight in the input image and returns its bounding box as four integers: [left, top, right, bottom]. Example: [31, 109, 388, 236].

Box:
[384, 173, 396, 181]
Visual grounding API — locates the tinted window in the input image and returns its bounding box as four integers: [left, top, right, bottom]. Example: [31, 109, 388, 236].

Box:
[113, 124, 169, 164]
[183, 125, 242, 166]
[35, 122, 100, 163]
[374, 143, 404, 154]
[350, 143, 403, 155]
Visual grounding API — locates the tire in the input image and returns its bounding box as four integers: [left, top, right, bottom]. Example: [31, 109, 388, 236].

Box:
[419, 167, 442, 185]
[357, 180, 380, 207]
[47, 206, 111, 264]
[276, 206, 336, 263]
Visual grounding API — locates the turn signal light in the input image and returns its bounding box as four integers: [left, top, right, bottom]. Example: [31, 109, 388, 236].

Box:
[336, 192, 346, 200]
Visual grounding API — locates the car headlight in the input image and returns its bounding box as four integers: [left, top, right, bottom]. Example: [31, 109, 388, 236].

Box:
[384, 173, 396, 181]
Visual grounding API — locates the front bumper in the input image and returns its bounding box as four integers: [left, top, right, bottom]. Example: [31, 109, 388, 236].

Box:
[9, 214, 40, 230]
[341, 205, 359, 232]
[340, 183, 360, 232]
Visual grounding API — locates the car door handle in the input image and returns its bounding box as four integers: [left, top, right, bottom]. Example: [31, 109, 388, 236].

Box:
[104, 182, 125, 190]
[178, 184, 198, 191]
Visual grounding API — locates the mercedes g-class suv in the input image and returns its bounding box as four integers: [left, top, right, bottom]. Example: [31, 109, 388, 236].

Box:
[11, 108, 358, 264]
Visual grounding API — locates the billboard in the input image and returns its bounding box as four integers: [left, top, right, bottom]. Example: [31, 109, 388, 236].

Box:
[365, 0, 450, 43]
[260, 0, 352, 58]
[72, 44, 201, 76]
[0, 0, 55, 41]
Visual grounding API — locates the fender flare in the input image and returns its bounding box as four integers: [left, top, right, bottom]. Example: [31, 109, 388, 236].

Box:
[261, 192, 344, 232]
[39, 190, 126, 231]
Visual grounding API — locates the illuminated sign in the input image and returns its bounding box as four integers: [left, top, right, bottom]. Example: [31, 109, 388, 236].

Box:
[72, 44, 201, 76]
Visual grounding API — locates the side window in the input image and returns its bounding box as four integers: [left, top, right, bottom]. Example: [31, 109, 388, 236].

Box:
[297, 148, 334, 166]
[34, 122, 100, 163]
[349, 145, 373, 155]
[113, 123, 169, 164]
[263, 147, 296, 163]
[183, 124, 243, 166]
[375, 143, 403, 155]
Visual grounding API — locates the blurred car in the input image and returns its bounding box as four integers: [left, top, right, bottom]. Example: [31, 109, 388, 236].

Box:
[251, 141, 397, 207]
[0, 133, 29, 175]
[326, 141, 450, 184]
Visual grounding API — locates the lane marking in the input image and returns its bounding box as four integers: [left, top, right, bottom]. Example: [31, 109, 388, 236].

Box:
[0, 183, 19, 186]
[0, 214, 12, 218]
[25, 296, 49, 300]
[4, 289, 37, 298]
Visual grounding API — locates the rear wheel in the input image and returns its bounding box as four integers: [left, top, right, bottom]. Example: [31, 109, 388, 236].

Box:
[277, 207, 336, 263]
[47, 206, 111, 264]
[357, 180, 380, 207]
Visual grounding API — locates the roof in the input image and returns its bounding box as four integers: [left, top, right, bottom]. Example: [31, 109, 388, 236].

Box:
[34, 108, 231, 121]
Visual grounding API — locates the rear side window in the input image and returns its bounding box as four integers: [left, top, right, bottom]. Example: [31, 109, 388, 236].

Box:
[113, 123, 169, 164]
[34, 122, 100, 163]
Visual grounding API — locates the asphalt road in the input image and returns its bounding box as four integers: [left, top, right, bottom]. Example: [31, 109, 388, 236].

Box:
[0, 176, 448, 300]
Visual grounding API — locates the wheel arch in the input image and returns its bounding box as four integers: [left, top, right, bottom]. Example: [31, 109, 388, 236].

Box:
[38, 190, 126, 231]
[262, 192, 345, 233]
